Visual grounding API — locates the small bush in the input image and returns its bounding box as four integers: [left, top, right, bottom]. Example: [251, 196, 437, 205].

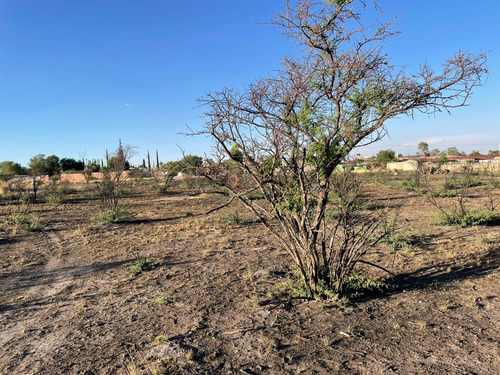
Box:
[0, 193, 19, 201]
[43, 180, 76, 204]
[343, 271, 388, 299]
[179, 177, 199, 192]
[11, 213, 44, 232]
[382, 229, 424, 252]
[216, 211, 254, 226]
[276, 279, 310, 299]
[426, 190, 457, 198]
[486, 178, 500, 188]
[436, 209, 500, 227]
[324, 209, 340, 222]
[57, 181, 76, 195]
[443, 178, 483, 190]
[398, 180, 421, 193]
[45, 193, 66, 205]
[278, 268, 387, 301]
[155, 296, 177, 305]
[127, 256, 159, 273]
[116, 185, 133, 196]
[92, 207, 135, 224]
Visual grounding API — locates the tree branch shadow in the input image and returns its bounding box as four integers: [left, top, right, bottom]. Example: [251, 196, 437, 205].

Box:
[360, 245, 500, 302]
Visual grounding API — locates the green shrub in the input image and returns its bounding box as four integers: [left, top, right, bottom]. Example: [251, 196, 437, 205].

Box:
[278, 268, 387, 301]
[43, 180, 75, 204]
[398, 180, 421, 193]
[426, 190, 457, 198]
[276, 278, 310, 299]
[127, 256, 159, 274]
[436, 209, 500, 227]
[92, 207, 135, 224]
[45, 193, 66, 205]
[343, 271, 388, 299]
[155, 296, 177, 305]
[486, 178, 500, 188]
[382, 229, 423, 252]
[11, 213, 44, 232]
[216, 211, 254, 226]
[116, 186, 133, 196]
[324, 209, 340, 222]
[0, 193, 19, 201]
[443, 178, 483, 190]
[57, 182, 76, 195]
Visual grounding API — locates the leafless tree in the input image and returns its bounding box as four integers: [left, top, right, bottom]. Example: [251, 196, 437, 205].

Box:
[193, 0, 488, 297]
[94, 141, 136, 210]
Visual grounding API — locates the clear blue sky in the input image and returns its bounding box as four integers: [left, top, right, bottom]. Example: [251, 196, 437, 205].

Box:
[0, 0, 499, 166]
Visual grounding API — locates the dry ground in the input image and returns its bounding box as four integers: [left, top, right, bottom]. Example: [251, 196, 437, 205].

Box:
[0, 175, 499, 374]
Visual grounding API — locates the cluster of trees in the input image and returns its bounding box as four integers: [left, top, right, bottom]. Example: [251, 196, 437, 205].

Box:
[0, 161, 25, 180]
[417, 142, 490, 158]
[0, 156, 88, 180]
[159, 154, 203, 177]
[1, 144, 204, 183]
[374, 150, 398, 166]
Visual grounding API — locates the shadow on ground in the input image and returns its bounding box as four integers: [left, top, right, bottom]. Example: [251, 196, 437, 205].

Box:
[356, 245, 500, 303]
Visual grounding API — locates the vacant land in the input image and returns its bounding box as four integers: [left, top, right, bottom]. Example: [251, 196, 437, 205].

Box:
[1, 174, 499, 374]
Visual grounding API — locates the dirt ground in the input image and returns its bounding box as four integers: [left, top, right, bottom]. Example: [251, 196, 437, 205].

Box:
[0, 176, 499, 374]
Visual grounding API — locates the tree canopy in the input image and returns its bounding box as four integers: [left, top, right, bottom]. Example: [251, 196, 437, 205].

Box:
[0, 161, 24, 179]
[375, 149, 397, 166]
[61, 158, 85, 172]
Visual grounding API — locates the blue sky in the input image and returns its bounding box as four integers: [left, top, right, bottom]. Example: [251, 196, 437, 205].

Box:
[0, 0, 498, 166]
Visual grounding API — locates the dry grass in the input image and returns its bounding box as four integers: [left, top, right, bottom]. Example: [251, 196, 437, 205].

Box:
[0, 176, 498, 374]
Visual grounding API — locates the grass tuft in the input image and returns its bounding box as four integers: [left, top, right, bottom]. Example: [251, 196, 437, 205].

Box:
[10, 213, 44, 232]
[127, 256, 159, 274]
[216, 211, 254, 226]
[436, 209, 500, 227]
[92, 207, 135, 224]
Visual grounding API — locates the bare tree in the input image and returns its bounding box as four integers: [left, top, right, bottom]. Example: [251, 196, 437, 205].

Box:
[94, 141, 136, 210]
[193, 0, 488, 297]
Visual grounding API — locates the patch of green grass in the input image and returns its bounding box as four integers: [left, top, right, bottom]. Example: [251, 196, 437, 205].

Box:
[277, 268, 387, 301]
[397, 179, 422, 193]
[426, 190, 457, 198]
[486, 178, 500, 188]
[45, 193, 66, 205]
[0, 193, 19, 201]
[343, 271, 388, 299]
[436, 209, 500, 227]
[155, 335, 168, 344]
[443, 179, 483, 190]
[127, 256, 159, 274]
[10, 213, 44, 232]
[382, 228, 424, 252]
[216, 211, 254, 226]
[276, 278, 310, 299]
[324, 209, 340, 222]
[155, 296, 177, 305]
[57, 185, 76, 195]
[92, 207, 135, 224]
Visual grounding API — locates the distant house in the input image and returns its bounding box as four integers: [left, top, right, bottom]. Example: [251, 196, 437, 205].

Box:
[387, 155, 500, 172]
[387, 160, 418, 172]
